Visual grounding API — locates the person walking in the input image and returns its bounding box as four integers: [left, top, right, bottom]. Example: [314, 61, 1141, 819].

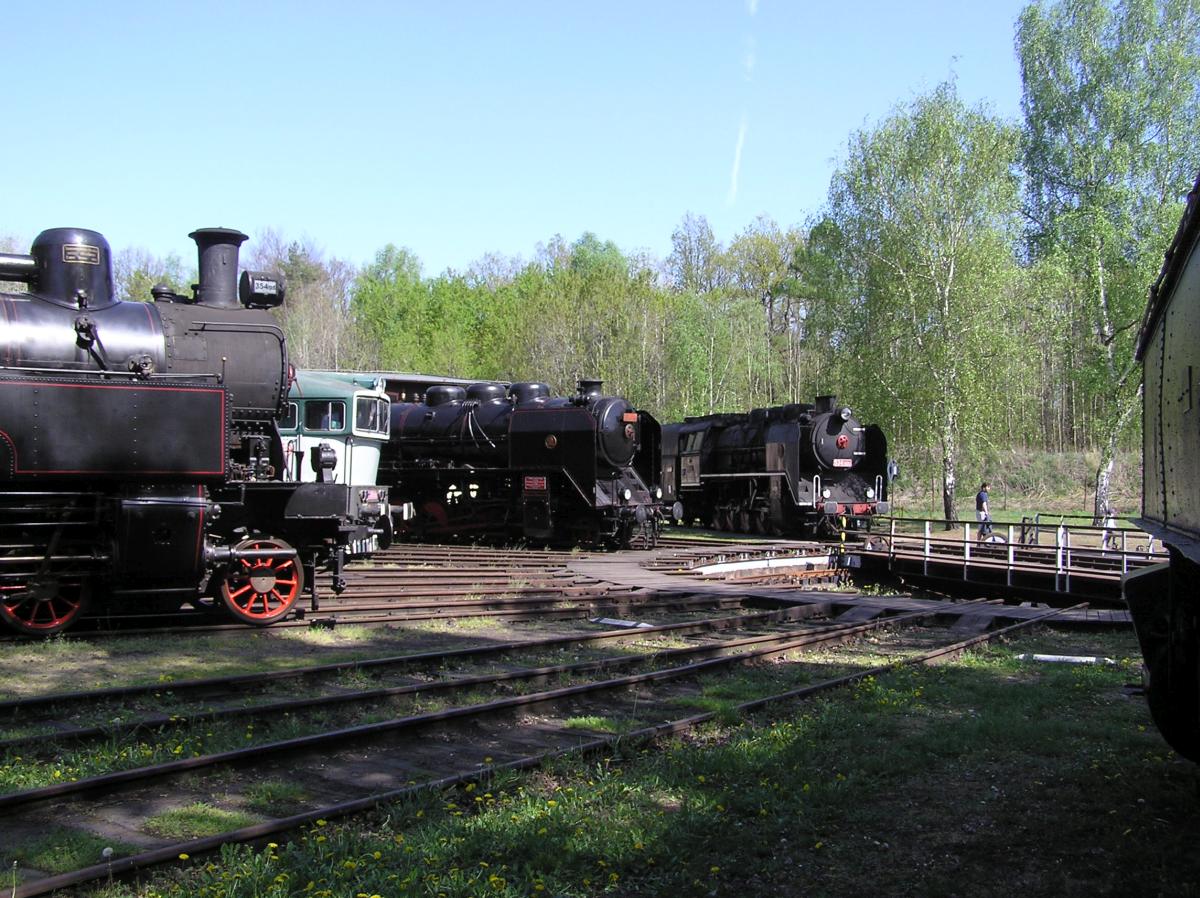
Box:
[976, 482, 993, 540]
[1102, 505, 1119, 551]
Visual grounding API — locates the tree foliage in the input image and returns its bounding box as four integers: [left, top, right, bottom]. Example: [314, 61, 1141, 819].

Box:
[824, 82, 1024, 519]
[1017, 0, 1200, 513]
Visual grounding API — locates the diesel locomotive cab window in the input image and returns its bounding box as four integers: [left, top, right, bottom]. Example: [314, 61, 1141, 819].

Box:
[355, 397, 389, 435]
[304, 401, 345, 432]
[280, 402, 298, 431]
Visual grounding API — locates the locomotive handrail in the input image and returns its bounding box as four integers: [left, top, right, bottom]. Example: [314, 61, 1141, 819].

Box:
[189, 319, 286, 339]
[699, 471, 787, 478]
[0, 365, 221, 382]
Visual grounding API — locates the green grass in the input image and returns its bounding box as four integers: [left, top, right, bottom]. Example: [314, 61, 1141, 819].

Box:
[5, 828, 137, 876]
[245, 778, 310, 816]
[144, 803, 263, 840]
[111, 627, 1200, 898]
[563, 715, 641, 734]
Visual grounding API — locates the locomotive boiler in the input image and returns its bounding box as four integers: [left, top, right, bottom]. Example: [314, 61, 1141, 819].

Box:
[661, 396, 894, 536]
[1124, 170, 1200, 761]
[0, 226, 387, 635]
[378, 378, 665, 547]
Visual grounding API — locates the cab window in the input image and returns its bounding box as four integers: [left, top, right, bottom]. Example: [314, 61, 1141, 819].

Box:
[304, 401, 345, 432]
[279, 401, 298, 431]
[355, 397, 389, 435]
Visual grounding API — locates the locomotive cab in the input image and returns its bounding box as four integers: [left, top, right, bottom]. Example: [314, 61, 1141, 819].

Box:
[280, 370, 393, 555]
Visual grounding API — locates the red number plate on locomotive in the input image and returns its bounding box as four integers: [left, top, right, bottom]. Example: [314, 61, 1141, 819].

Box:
[524, 475, 548, 491]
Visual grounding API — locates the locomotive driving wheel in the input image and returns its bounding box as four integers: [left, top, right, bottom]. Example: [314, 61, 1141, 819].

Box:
[217, 537, 304, 626]
[0, 577, 91, 636]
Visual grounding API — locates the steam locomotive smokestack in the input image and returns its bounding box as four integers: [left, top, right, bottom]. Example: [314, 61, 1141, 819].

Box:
[189, 227, 248, 308]
[577, 379, 604, 400]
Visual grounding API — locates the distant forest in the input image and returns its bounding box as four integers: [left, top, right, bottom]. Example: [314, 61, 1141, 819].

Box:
[13, 0, 1200, 518]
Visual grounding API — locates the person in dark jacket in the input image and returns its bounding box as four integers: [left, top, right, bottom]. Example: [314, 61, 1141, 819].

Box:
[975, 482, 992, 539]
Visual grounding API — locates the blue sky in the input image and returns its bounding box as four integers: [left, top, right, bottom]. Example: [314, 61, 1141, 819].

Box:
[6, 1, 1028, 274]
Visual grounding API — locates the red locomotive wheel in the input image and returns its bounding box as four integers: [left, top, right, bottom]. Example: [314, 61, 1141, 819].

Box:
[218, 538, 304, 626]
[0, 578, 91, 636]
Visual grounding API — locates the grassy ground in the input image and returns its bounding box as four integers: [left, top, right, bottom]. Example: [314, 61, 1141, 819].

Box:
[893, 448, 1141, 522]
[65, 626, 1200, 898]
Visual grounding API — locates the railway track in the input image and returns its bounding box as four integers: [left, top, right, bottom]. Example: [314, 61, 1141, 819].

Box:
[2, 597, 1076, 896]
[4, 538, 833, 639]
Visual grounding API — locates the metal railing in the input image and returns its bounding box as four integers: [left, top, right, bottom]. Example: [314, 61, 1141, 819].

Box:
[859, 515, 1167, 594]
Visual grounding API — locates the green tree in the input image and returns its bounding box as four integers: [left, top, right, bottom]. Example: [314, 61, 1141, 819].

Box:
[825, 82, 1023, 523]
[250, 231, 363, 370]
[1017, 0, 1200, 516]
[349, 244, 429, 370]
[112, 248, 189, 303]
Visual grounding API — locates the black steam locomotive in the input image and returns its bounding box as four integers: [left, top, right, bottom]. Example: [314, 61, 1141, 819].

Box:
[661, 396, 894, 536]
[1124, 171, 1200, 761]
[377, 378, 665, 547]
[0, 226, 388, 635]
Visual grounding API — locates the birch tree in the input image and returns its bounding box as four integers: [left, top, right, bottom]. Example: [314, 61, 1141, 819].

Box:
[1017, 0, 1200, 517]
[826, 83, 1022, 523]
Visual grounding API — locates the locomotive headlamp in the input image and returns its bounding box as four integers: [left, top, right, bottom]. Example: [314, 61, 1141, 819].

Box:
[866, 487, 875, 499]
[840, 407, 852, 421]
[239, 270, 286, 309]
[822, 488, 832, 499]
[622, 488, 633, 501]
[654, 487, 663, 500]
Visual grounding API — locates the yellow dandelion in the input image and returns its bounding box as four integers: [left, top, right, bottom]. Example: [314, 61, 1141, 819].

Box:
[711, 866, 721, 873]
[178, 853, 190, 860]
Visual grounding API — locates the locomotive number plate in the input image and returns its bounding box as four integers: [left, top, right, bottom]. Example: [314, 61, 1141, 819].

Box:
[622, 412, 639, 423]
[524, 476, 548, 491]
[833, 458, 853, 468]
[63, 245, 101, 264]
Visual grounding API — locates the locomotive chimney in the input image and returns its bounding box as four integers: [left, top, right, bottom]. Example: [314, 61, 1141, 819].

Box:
[576, 379, 604, 401]
[814, 395, 836, 414]
[189, 227, 248, 308]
